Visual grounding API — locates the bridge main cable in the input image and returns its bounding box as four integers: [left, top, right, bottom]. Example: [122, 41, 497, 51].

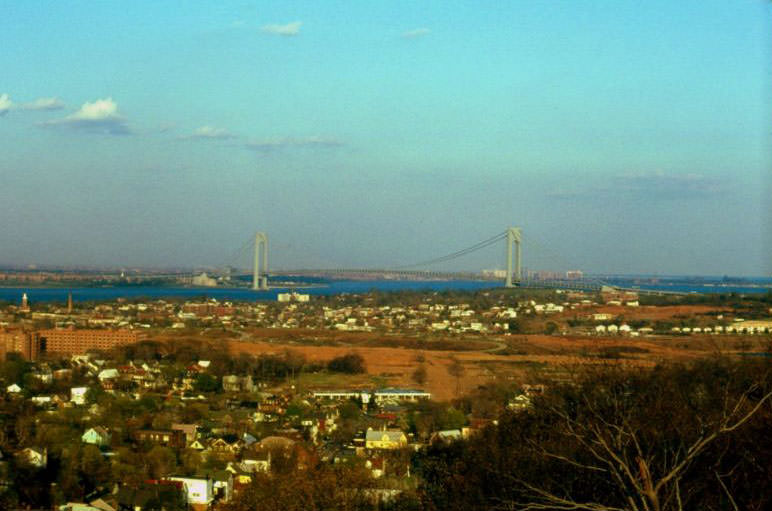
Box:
[389, 231, 508, 270]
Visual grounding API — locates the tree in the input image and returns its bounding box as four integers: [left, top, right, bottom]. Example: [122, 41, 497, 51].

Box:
[327, 352, 366, 374]
[411, 365, 428, 386]
[446, 357, 465, 397]
[193, 373, 220, 393]
[145, 446, 177, 479]
[418, 359, 772, 511]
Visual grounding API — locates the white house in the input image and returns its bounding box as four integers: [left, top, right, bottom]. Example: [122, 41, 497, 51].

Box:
[82, 427, 111, 447]
[97, 368, 119, 381]
[165, 476, 214, 507]
[71, 386, 88, 405]
[18, 447, 47, 468]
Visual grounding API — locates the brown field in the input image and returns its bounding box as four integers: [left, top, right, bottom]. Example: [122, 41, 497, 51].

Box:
[212, 327, 766, 401]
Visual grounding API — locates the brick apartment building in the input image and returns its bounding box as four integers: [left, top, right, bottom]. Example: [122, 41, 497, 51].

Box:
[36, 329, 145, 356]
[0, 330, 39, 361]
[1, 329, 145, 360]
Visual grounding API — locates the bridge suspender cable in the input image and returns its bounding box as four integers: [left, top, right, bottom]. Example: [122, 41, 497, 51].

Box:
[390, 231, 508, 270]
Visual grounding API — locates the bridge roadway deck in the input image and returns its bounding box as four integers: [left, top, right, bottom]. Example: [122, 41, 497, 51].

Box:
[109, 269, 688, 296]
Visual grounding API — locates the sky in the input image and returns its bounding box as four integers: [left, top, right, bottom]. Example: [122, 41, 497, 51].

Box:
[1, 1, 770, 276]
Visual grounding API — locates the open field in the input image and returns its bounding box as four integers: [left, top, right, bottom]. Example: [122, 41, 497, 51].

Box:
[208, 327, 769, 401]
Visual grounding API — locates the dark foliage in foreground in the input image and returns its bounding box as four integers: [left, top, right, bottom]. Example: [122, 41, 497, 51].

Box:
[417, 358, 772, 511]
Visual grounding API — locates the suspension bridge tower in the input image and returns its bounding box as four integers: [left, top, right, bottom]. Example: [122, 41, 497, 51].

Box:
[505, 227, 522, 288]
[252, 232, 269, 290]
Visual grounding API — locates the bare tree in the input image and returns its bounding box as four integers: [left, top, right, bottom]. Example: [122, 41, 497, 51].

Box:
[499, 383, 772, 511]
[412, 364, 428, 386]
[447, 356, 465, 397]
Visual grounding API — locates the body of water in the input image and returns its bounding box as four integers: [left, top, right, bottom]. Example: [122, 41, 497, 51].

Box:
[0, 277, 769, 304]
[0, 280, 500, 304]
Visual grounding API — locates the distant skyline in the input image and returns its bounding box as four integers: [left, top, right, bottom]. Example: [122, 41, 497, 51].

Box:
[1, 1, 770, 276]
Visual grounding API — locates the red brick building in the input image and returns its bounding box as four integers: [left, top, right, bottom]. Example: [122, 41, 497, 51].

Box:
[0, 330, 38, 361]
[35, 328, 146, 356]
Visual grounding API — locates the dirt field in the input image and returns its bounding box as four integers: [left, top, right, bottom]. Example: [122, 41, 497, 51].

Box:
[219, 329, 764, 401]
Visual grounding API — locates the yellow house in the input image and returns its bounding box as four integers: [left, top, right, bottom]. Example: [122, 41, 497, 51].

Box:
[365, 429, 407, 449]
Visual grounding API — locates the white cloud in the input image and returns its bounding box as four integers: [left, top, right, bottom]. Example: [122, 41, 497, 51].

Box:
[183, 125, 235, 140]
[260, 21, 302, 36]
[40, 97, 129, 135]
[0, 93, 13, 116]
[245, 135, 342, 152]
[20, 97, 65, 111]
[402, 28, 430, 39]
[614, 171, 725, 196]
[547, 170, 727, 200]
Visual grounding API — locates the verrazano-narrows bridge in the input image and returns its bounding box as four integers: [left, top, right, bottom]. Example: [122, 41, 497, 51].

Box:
[240, 227, 609, 293]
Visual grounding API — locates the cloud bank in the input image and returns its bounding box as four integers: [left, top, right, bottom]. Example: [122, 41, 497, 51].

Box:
[1, 94, 67, 115]
[40, 97, 129, 135]
[402, 28, 430, 39]
[0, 93, 13, 115]
[261, 21, 302, 36]
[547, 170, 727, 200]
[183, 125, 235, 140]
[245, 135, 342, 152]
[20, 97, 65, 111]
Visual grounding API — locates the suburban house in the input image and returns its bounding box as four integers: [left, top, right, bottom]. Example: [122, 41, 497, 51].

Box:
[365, 429, 408, 450]
[133, 429, 186, 448]
[165, 475, 214, 510]
[17, 447, 47, 468]
[82, 426, 111, 447]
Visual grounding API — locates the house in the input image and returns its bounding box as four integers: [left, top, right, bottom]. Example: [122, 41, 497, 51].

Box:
[6, 383, 21, 394]
[87, 497, 118, 511]
[211, 470, 233, 502]
[117, 481, 185, 511]
[171, 423, 199, 443]
[507, 394, 532, 411]
[188, 439, 206, 451]
[82, 426, 111, 447]
[365, 429, 407, 450]
[431, 430, 462, 443]
[71, 386, 89, 405]
[164, 476, 214, 510]
[97, 368, 119, 381]
[222, 375, 256, 393]
[226, 453, 271, 486]
[205, 437, 241, 460]
[133, 429, 185, 448]
[17, 447, 47, 468]
[58, 504, 105, 511]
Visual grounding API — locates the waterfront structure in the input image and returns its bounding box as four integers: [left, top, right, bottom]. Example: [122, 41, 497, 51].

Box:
[505, 227, 522, 288]
[252, 232, 269, 290]
[192, 272, 218, 287]
[277, 291, 310, 303]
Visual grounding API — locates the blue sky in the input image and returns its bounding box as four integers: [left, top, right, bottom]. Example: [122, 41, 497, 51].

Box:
[1, 1, 770, 275]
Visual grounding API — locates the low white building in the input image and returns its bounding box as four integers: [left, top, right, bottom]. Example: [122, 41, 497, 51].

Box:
[277, 292, 310, 303]
[165, 476, 214, 507]
[71, 386, 88, 405]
